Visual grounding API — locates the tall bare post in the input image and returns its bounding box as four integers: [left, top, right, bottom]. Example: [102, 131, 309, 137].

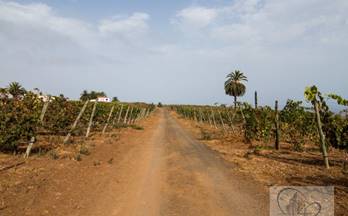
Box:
[123, 106, 130, 124]
[255, 91, 258, 109]
[314, 100, 330, 169]
[63, 100, 89, 144]
[117, 104, 124, 123]
[102, 105, 115, 134]
[86, 101, 97, 138]
[24, 99, 50, 158]
[275, 100, 280, 150]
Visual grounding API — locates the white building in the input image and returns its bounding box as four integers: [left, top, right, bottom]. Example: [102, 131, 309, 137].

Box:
[97, 97, 111, 103]
[38, 95, 51, 102]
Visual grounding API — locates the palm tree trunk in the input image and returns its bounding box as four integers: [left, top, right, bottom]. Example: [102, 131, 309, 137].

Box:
[234, 96, 237, 108]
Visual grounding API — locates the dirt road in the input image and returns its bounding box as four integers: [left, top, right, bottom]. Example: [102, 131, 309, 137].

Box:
[1, 108, 268, 216]
[82, 109, 268, 216]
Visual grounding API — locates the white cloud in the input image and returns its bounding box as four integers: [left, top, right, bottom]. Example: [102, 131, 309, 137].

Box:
[174, 6, 218, 28]
[99, 12, 150, 38]
[176, 0, 348, 47]
[0, 1, 154, 100]
[168, 0, 348, 105]
[0, 1, 95, 48]
[0, 0, 347, 105]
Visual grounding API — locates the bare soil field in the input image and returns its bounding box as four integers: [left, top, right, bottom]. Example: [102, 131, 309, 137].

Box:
[172, 111, 348, 216]
[0, 108, 268, 216]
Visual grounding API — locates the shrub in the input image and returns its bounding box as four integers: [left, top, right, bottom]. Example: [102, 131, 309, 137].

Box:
[79, 145, 90, 155]
[0, 92, 40, 152]
[75, 153, 82, 161]
[130, 125, 144, 130]
[200, 129, 212, 140]
[48, 149, 59, 160]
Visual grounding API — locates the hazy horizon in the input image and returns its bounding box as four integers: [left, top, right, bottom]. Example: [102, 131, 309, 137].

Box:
[0, 0, 347, 108]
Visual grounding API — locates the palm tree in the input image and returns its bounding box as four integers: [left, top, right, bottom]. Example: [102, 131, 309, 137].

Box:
[7, 82, 26, 99]
[224, 70, 248, 108]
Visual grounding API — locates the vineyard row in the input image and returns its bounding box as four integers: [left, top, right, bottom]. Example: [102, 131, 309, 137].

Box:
[0, 92, 155, 156]
[170, 98, 348, 168]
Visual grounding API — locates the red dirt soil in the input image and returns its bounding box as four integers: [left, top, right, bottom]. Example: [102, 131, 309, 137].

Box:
[1, 108, 346, 215]
[1, 109, 268, 216]
[172, 110, 348, 216]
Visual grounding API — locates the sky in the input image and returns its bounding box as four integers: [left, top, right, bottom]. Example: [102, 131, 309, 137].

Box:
[0, 0, 347, 107]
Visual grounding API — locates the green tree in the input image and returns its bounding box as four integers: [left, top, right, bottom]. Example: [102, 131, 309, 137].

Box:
[112, 97, 119, 102]
[224, 70, 248, 108]
[79, 90, 107, 101]
[7, 82, 26, 99]
[80, 90, 89, 101]
[0, 87, 7, 96]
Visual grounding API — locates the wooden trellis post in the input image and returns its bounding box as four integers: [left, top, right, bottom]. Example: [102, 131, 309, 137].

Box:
[134, 108, 143, 123]
[274, 100, 280, 150]
[314, 100, 330, 169]
[218, 111, 227, 133]
[111, 106, 120, 126]
[239, 105, 246, 124]
[142, 108, 147, 119]
[207, 111, 213, 127]
[227, 109, 236, 133]
[117, 104, 124, 123]
[237, 104, 248, 142]
[139, 108, 146, 120]
[198, 109, 203, 123]
[134, 108, 140, 124]
[63, 100, 89, 144]
[24, 99, 50, 158]
[202, 111, 205, 123]
[86, 101, 97, 138]
[140, 108, 146, 120]
[127, 107, 134, 124]
[123, 106, 130, 124]
[102, 105, 115, 134]
[193, 110, 198, 122]
[131, 108, 138, 124]
[211, 110, 218, 129]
